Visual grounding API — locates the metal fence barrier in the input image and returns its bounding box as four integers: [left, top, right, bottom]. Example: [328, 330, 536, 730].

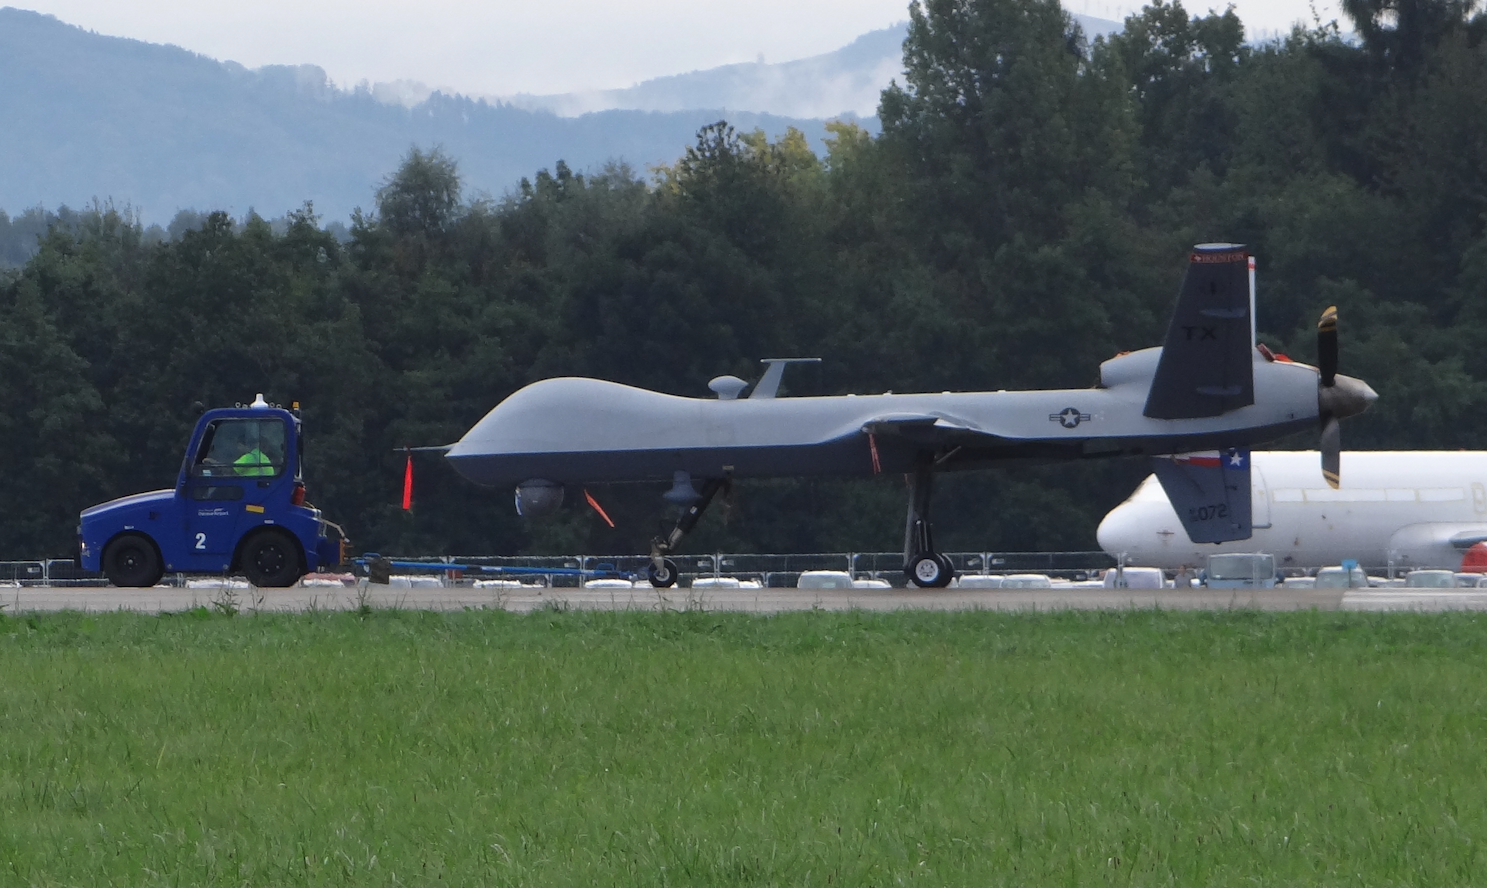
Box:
[440, 551, 1120, 588]
[2, 551, 1122, 588]
[0, 559, 107, 586]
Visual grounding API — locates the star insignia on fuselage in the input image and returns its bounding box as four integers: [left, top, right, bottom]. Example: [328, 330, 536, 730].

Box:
[1050, 407, 1091, 429]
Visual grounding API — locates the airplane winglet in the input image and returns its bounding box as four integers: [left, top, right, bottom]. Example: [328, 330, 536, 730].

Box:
[1144, 244, 1256, 420]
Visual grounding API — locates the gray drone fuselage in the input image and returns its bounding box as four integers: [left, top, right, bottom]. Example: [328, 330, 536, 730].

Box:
[443, 243, 1375, 577]
[445, 346, 1324, 488]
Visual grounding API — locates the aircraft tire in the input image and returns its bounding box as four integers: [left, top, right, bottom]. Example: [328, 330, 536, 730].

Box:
[103, 533, 164, 588]
[648, 558, 679, 588]
[907, 553, 953, 588]
[934, 553, 956, 587]
[241, 529, 304, 588]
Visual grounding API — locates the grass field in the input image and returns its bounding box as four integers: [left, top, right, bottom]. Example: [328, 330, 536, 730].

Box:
[2, 607, 1486, 886]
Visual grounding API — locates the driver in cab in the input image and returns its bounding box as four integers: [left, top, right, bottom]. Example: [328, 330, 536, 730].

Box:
[233, 432, 275, 476]
[197, 421, 280, 477]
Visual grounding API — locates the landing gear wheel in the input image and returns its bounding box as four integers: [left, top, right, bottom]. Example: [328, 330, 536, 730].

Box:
[907, 553, 954, 589]
[647, 558, 679, 588]
[241, 530, 304, 588]
[936, 553, 955, 586]
[102, 534, 163, 588]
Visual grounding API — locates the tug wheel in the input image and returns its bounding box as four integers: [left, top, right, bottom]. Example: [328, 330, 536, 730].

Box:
[240, 530, 304, 588]
[103, 533, 164, 588]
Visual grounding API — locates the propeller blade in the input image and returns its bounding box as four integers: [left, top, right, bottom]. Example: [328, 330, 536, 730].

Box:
[1321, 415, 1341, 489]
[1317, 305, 1338, 387]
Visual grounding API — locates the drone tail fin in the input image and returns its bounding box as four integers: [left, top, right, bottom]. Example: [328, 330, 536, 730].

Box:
[1150, 449, 1253, 543]
[1143, 244, 1256, 420]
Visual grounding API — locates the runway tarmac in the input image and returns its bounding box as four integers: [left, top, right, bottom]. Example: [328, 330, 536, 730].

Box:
[9, 583, 1487, 614]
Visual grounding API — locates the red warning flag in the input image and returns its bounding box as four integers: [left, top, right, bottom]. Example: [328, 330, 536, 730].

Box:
[401, 450, 414, 510]
[583, 489, 615, 528]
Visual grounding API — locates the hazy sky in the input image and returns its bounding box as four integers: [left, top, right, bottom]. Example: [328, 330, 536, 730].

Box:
[11, 0, 1344, 96]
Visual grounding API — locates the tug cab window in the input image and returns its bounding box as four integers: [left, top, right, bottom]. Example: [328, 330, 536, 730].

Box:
[193, 418, 287, 478]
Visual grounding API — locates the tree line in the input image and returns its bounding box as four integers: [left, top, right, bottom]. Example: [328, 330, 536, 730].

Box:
[3, 0, 1486, 560]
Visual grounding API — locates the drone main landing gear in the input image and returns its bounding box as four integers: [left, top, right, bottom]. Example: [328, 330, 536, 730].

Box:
[648, 476, 729, 588]
[904, 466, 954, 588]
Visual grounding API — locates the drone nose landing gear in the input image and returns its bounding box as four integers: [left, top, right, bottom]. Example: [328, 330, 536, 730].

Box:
[647, 475, 729, 587]
[904, 466, 954, 588]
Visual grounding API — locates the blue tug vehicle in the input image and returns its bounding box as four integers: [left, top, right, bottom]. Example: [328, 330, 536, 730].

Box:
[79, 395, 346, 587]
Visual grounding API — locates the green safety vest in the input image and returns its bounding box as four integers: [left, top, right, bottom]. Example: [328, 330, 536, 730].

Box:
[234, 447, 274, 477]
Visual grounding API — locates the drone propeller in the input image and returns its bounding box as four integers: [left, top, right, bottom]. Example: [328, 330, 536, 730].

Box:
[1317, 305, 1338, 387]
[1315, 305, 1376, 488]
[1320, 408, 1342, 488]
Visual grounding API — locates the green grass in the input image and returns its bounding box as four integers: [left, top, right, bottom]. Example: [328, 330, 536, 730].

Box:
[2, 607, 1486, 886]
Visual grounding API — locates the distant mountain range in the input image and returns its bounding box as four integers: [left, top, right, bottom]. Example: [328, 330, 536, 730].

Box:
[503, 25, 915, 119]
[400, 16, 1120, 120]
[0, 7, 1119, 225]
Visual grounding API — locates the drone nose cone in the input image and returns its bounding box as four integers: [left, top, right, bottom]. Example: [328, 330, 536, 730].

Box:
[1322, 374, 1378, 420]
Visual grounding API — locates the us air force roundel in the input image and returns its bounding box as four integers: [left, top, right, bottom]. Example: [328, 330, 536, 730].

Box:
[1050, 407, 1091, 429]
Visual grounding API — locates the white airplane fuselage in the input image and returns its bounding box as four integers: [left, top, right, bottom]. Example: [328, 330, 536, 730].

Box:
[1098, 451, 1487, 570]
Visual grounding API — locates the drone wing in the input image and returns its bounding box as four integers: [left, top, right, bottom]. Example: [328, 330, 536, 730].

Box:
[860, 414, 1007, 446]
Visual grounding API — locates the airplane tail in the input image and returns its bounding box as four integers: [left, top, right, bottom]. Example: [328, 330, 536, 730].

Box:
[1150, 449, 1253, 543]
[1143, 244, 1256, 420]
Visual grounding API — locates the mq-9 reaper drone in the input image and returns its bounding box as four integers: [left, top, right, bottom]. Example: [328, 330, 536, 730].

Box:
[442, 244, 1376, 588]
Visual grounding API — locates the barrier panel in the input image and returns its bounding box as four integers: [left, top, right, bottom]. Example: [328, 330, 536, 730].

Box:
[0, 561, 44, 585]
[0, 559, 107, 586]
[43, 559, 106, 586]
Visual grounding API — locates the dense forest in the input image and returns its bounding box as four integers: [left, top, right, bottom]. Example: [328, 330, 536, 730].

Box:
[4, 0, 1487, 561]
